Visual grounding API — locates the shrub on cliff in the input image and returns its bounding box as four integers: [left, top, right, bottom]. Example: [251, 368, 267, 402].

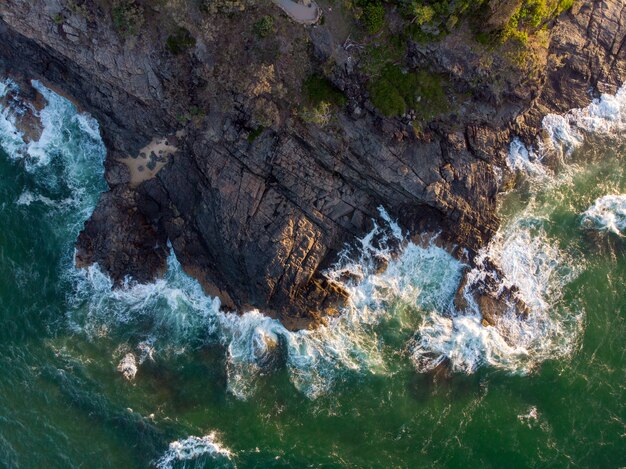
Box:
[166, 28, 196, 55]
[500, 0, 576, 41]
[369, 65, 448, 120]
[304, 75, 347, 108]
[254, 16, 275, 38]
[300, 75, 347, 126]
[111, 0, 144, 37]
[361, 2, 386, 34]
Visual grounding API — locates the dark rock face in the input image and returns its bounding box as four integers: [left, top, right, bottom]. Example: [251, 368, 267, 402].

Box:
[0, 0, 624, 329]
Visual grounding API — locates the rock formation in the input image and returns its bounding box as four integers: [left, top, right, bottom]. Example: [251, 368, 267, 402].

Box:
[0, 0, 624, 329]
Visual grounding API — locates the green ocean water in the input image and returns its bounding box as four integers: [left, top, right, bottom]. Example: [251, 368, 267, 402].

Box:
[0, 80, 624, 468]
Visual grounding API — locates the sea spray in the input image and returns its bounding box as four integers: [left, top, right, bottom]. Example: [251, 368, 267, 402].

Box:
[0, 78, 606, 402]
[410, 210, 583, 374]
[581, 194, 626, 236]
[155, 433, 234, 469]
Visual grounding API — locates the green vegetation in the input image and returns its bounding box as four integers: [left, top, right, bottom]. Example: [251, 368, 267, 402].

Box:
[300, 75, 347, 127]
[166, 27, 196, 54]
[253, 16, 275, 38]
[176, 105, 205, 125]
[397, 0, 488, 39]
[200, 0, 255, 14]
[111, 0, 144, 37]
[52, 13, 64, 25]
[67, 0, 91, 19]
[369, 65, 448, 119]
[500, 0, 576, 43]
[360, 36, 406, 76]
[303, 75, 347, 108]
[409, 4, 435, 26]
[247, 126, 265, 143]
[361, 2, 385, 34]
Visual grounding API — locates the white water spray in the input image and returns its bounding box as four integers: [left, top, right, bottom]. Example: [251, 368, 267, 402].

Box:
[155, 433, 234, 469]
[581, 194, 626, 237]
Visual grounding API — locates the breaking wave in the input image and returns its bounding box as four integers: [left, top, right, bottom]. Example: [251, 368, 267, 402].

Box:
[509, 84, 626, 172]
[2, 77, 620, 401]
[0, 78, 106, 232]
[581, 194, 626, 237]
[155, 433, 234, 469]
[411, 210, 582, 374]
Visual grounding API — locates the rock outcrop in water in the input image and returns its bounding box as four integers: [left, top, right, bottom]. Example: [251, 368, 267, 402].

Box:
[0, 0, 624, 329]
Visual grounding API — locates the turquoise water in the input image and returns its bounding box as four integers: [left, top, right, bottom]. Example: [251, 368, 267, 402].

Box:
[0, 80, 624, 468]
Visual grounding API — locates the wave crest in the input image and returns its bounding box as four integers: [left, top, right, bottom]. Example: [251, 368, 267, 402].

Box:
[581, 194, 626, 237]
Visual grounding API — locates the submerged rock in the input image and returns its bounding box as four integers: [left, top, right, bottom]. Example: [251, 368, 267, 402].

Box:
[117, 353, 138, 381]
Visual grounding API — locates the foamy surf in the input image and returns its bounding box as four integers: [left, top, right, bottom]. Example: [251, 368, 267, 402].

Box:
[509, 84, 626, 175]
[0, 77, 606, 402]
[0, 79, 27, 157]
[65, 210, 463, 399]
[155, 433, 234, 469]
[581, 194, 626, 236]
[0, 78, 106, 235]
[409, 209, 583, 374]
[66, 199, 584, 397]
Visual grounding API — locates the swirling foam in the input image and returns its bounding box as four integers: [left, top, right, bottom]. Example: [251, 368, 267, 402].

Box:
[509, 84, 626, 172]
[155, 433, 233, 469]
[65, 216, 464, 400]
[0, 78, 598, 400]
[581, 194, 626, 236]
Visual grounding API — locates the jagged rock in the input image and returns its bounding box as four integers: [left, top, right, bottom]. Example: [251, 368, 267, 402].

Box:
[484, 0, 523, 32]
[0, 0, 624, 329]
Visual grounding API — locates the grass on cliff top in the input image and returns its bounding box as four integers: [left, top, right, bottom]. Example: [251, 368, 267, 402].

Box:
[369, 65, 448, 119]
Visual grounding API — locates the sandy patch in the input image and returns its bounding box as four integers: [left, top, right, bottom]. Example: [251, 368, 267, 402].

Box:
[273, 0, 320, 24]
[119, 137, 177, 187]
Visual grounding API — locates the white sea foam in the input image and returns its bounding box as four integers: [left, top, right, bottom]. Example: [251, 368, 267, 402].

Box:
[0, 79, 26, 157]
[517, 406, 539, 428]
[581, 194, 626, 236]
[508, 138, 550, 178]
[155, 433, 234, 469]
[0, 78, 106, 235]
[409, 208, 582, 374]
[509, 84, 626, 176]
[117, 353, 138, 380]
[543, 85, 626, 157]
[0, 78, 601, 399]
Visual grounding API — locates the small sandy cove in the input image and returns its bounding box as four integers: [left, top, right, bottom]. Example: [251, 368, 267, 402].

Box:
[273, 0, 320, 24]
[118, 137, 178, 187]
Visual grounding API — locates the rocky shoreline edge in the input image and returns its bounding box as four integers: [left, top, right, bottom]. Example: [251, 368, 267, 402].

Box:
[0, 0, 624, 330]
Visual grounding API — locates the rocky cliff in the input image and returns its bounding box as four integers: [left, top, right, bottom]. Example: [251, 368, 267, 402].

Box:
[0, 0, 624, 329]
